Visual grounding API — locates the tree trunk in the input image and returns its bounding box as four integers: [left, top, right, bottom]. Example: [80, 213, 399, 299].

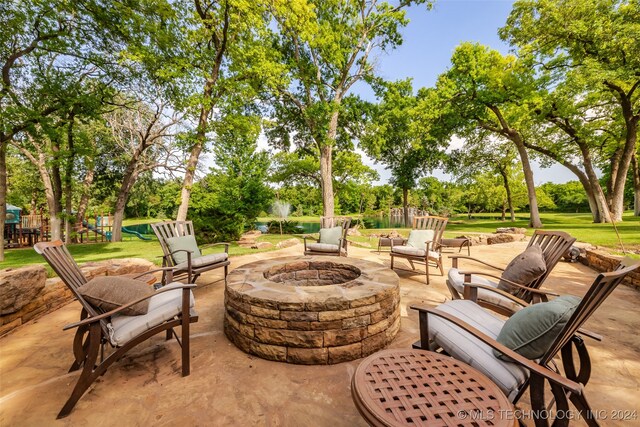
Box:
[75, 159, 95, 225]
[112, 169, 139, 242]
[177, 142, 203, 221]
[609, 119, 637, 221]
[512, 139, 542, 228]
[402, 187, 410, 227]
[320, 144, 335, 217]
[64, 113, 75, 244]
[606, 146, 623, 207]
[523, 140, 609, 223]
[498, 166, 515, 222]
[0, 140, 6, 261]
[50, 137, 64, 241]
[632, 152, 640, 216]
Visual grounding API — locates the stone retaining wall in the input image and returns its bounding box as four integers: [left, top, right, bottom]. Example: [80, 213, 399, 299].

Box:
[582, 250, 640, 290]
[0, 259, 155, 337]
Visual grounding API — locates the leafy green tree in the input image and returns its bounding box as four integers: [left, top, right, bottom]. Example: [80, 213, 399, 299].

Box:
[268, 0, 430, 217]
[189, 113, 273, 241]
[501, 0, 640, 220]
[169, 0, 297, 221]
[432, 43, 543, 227]
[271, 149, 379, 199]
[360, 79, 444, 226]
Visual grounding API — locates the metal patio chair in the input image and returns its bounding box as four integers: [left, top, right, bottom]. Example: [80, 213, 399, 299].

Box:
[412, 258, 640, 427]
[35, 240, 197, 418]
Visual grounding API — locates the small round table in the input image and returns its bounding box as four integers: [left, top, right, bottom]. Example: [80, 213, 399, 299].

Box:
[351, 349, 516, 427]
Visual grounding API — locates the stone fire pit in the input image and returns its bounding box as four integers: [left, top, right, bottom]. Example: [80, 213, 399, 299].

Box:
[224, 256, 400, 364]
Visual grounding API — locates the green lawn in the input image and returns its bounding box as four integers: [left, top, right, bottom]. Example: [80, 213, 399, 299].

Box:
[4, 212, 637, 272]
[2, 234, 300, 274]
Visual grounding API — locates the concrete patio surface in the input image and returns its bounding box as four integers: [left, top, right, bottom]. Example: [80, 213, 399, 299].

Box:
[1, 241, 639, 426]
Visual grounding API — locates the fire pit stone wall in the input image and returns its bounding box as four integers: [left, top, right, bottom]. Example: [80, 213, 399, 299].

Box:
[224, 256, 400, 364]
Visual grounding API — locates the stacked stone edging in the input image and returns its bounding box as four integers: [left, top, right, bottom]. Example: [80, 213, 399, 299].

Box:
[224, 256, 400, 364]
[0, 258, 155, 337]
[582, 250, 640, 290]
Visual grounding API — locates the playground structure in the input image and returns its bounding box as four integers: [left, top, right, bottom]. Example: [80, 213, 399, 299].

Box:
[3, 208, 151, 248]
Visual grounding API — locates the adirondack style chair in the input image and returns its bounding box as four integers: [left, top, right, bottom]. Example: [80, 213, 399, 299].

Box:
[411, 258, 640, 427]
[447, 230, 576, 316]
[34, 240, 197, 418]
[303, 216, 352, 257]
[151, 220, 230, 285]
[389, 216, 448, 285]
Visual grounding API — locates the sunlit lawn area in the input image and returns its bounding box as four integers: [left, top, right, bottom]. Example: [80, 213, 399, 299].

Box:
[2, 233, 300, 273]
[4, 211, 637, 272]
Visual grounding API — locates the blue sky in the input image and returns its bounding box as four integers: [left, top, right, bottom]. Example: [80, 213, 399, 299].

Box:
[353, 0, 579, 185]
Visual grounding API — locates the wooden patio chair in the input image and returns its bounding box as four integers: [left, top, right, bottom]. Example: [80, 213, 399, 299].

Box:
[447, 230, 576, 316]
[151, 220, 230, 285]
[303, 216, 351, 257]
[411, 258, 640, 427]
[34, 240, 198, 419]
[389, 216, 448, 285]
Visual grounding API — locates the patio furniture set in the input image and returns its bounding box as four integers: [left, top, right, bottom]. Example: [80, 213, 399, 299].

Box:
[34, 216, 639, 426]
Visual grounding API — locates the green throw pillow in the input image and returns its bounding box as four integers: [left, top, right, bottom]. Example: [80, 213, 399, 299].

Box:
[319, 226, 343, 246]
[406, 230, 435, 251]
[166, 235, 202, 265]
[494, 295, 582, 361]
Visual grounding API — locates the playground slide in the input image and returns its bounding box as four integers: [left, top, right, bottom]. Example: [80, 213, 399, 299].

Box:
[82, 221, 151, 241]
[121, 226, 152, 241]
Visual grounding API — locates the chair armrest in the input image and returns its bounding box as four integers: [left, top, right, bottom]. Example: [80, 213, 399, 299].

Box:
[63, 284, 197, 330]
[461, 283, 530, 309]
[131, 267, 179, 279]
[449, 255, 505, 271]
[409, 305, 583, 395]
[203, 242, 230, 253]
[576, 328, 602, 341]
[303, 235, 318, 251]
[389, 238, 407, 249]
[459, 271, 560, 297]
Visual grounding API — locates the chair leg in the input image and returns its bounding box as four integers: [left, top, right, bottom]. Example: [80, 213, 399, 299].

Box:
[569, 392, 600, 427]
[408, 259, 416, 270]
[58, 324, 102, 419]
[438, 258, 444, 276]
[224, 265, 228, 285]
[425, 260, 430, 285]
[390, 255, 394, 270]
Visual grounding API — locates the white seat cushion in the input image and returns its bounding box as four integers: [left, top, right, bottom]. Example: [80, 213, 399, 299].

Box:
[108, 283, 196, 346]
[306, 243, 341, 253]
[448, 268, 522, 313]
[428, 299, 529, 400]
[391, 246, 441, 259]
[391, 245, 425, 256]
[174, 252, 228, 271]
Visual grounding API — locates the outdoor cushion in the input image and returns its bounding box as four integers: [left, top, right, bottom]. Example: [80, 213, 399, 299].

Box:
[78, 276, 154, 316]
[319, 226, 343, 246]
[498, 245, 546, 294]
[306, 242, 341, 253]
[166, 235, 202, 265]
[427, 299, 529, 400]
[174, 252, 228, 271]
[406, 230, 435, 251]
[108, 282, 196, 346]
[391, 245, 441, 259]
[448, 268, 522, 314]
[495, 295, 582, 361]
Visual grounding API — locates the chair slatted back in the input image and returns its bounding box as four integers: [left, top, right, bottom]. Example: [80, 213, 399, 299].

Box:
[151, 221, 196, 267]
[541, 258, 640, 365]
[320, 217, 352, 250]
[412, 216, 448, 247]
[517, 231, 577, 301]
[34, 241, 109, 334]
